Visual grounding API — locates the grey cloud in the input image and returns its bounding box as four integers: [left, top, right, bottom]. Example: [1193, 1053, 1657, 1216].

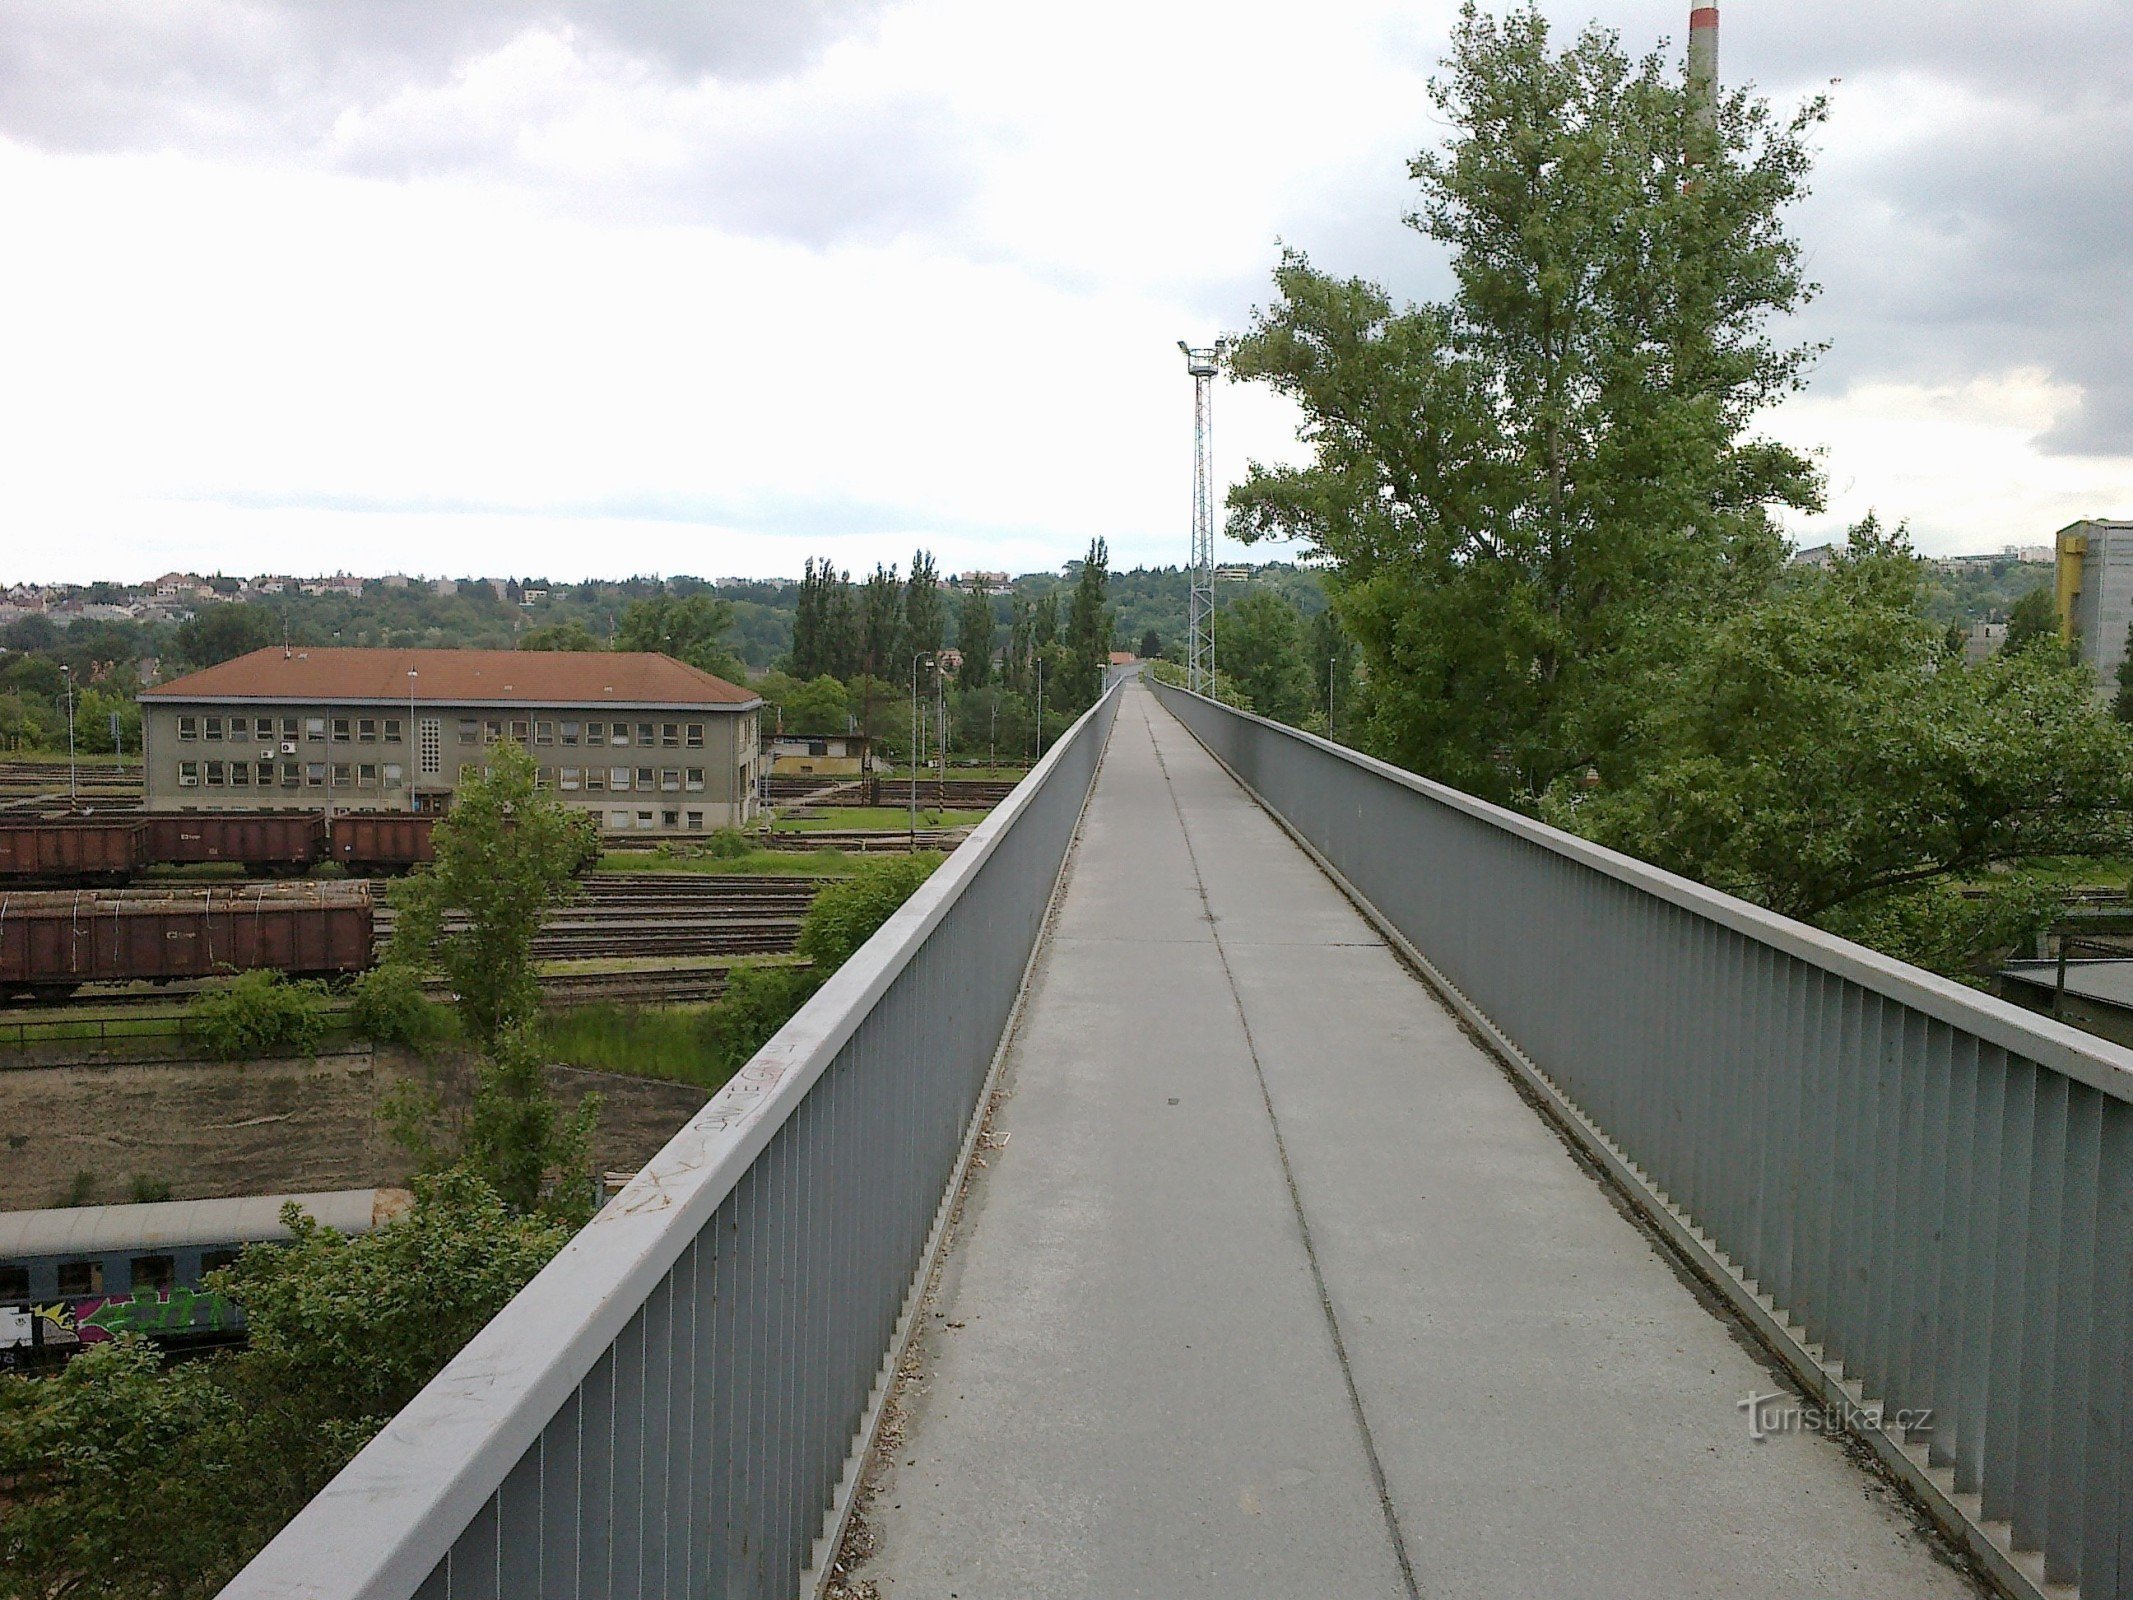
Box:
[0, 0, 956, 245]
[0, 0, 893, 154]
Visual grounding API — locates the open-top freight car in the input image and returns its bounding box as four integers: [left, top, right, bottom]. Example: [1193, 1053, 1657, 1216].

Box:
[327, 813, 436, 875]
[144, 811, 328, 875]
[0, 881, 375, 998]
[0, 819, 148, 883]
[0, 811, 437, 885]
[0, 1187, 412, 1364]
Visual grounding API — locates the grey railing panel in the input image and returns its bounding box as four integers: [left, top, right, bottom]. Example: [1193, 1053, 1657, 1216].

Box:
[1149, 678, 2133, 1600]
[219, 682, 1121, 1600]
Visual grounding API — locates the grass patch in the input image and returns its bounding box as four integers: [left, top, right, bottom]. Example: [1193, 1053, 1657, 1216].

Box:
[596, 845, 864, 876]
[538, 1003, 738, 1092]
[770, 806, 988, 833]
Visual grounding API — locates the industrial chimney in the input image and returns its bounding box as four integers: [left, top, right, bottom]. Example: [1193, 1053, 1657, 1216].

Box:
[1688, 5, 1719, 161]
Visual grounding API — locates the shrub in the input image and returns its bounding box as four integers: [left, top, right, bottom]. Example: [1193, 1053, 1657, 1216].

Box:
[348, 963, 452, 1047]
[186, 970, 331, 1060]
[705, 828, 752, 859]
[794, 853, 942, 972]
[699, 965, 820, 1074]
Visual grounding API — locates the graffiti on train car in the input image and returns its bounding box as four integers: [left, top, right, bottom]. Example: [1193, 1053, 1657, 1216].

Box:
[10, 1287, 240, 1349]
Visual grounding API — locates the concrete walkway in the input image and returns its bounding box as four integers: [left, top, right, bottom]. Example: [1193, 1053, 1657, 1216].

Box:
[860, 683, 1982, 1599]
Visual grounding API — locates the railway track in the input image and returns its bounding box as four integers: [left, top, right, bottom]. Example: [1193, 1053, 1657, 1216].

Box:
[371, 873, 830, 962]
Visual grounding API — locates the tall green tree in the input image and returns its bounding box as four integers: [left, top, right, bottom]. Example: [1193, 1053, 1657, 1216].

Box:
[170, 604, 279, 672]
[1552, 520, 2133, 972]
[2115, 621, 2133, 724]
[2004, 586, 2060, 655]
[1226, 4, 1826, 801]
[615, 594, 745, 683]
[1219, 590, 1314, 723]
[957, 585, 996, 687]
[906, 550, 946, 687]
[1062, 538, 1111, 708]
[387, 742, 596, 1050]
[517, 620, 602, 652]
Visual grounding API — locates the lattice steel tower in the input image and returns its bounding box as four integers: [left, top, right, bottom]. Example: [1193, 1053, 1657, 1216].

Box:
[1179, 339, 1225, 693]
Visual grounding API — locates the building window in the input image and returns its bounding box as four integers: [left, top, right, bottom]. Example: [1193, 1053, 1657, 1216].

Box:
[610, 768, 631, 791]
[281, 762, 301, 788]
[686, 810, 703, 830]
[657, 722, 677, 748]
[357, 717, 377, 742]
[384, 718, 403, 742]
[510, 719, 530, 743]
[686, 723, 704, 748]
[560, 721, 580, 746]
[658, 769, 680, 792]
[458, 764, 482, 784]
[281, 717, 299, 742]
[306, 717, 327, 741]
[129, 1255, 175, 1294]
[205, 761, 225, 786]
[458, 719, 478, 744]
[484, 719, 502, 745]
[305, 763, 326, 787]
[228, 762, 250, 787]
[228, 716, 248, 742]
[56, 1261, 101, 1297]
[628, 721, 648, 746]
[609, 809, 631, 829]
[559, 768, 581, 791]
[203, 715, 224, 740]
[535, 720, 555, 746]
[0, 1265, 26, 1300]
[329, 717, 350, 742]
[330, 764, 351, 788]
[383, 763, 403, 788]
[586, 768, 606, 791]
[419, 719, 442, 776]
[637, 811, 654, 827]
[178, 715, 198, 741]
[587, 722, 605, 745]
[611, 725, 630, 746]
[684, 768, 705, 791]
[178, 761, 200, 787]
[662, 810, 680, 828]
[201, 1250, 238, 1276]
[359, 763, 378, 787]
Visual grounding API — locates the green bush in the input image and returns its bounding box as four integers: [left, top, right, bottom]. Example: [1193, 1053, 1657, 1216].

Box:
[705, 827, 752, 859]
[348, 963, 452, 1047]
[699, 965, 820, 1073]
[186, 971, 331, 1060]
[794, 854, 942, 972]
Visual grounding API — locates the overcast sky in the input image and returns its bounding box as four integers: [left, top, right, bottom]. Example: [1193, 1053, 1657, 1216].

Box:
[1, 0, 2126, 583]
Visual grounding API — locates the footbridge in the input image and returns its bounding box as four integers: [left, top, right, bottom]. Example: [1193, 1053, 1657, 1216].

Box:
[223, 678, 2131, 1600]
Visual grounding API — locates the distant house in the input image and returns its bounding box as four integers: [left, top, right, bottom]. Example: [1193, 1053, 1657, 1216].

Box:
[936, 648, 964, 676]
[1108, 650, 1137, 666]
[1789, 543, 1839, 570]
[1964, 621, 2008, 663]
[761, 730, 871, 779]
[959, 570, 1012, 595]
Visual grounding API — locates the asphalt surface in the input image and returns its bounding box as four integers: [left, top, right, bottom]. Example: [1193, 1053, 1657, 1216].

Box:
[859, 682, 1984, 1600]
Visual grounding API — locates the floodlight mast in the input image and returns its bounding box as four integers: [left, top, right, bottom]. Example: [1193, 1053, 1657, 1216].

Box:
[1179, 339, 1226, 695]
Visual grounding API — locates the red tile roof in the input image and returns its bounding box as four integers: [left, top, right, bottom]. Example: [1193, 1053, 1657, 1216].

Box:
[143, 648, 759, 709]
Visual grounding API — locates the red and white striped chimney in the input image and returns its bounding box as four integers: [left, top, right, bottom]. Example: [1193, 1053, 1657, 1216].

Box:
[1688, 5, 1720, 157]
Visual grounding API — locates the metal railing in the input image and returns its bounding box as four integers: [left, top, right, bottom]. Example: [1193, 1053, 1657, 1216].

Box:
[218, 682, 1122, 1600]
[1149, 679, 2132, 1600]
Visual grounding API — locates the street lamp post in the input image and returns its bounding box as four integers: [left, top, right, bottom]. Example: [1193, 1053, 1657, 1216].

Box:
[61, 666, 76, 804]
[1034, 656, 1044, 761]
[407, 668, 419, 814]
[909, 652, 932, 845]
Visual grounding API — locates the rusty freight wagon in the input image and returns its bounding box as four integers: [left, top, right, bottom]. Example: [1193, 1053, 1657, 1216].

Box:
[143, 812, 328, 874]
[0, 882, 374, 997]
[327, 814, 436, 874]
[0, 820, 149, 884]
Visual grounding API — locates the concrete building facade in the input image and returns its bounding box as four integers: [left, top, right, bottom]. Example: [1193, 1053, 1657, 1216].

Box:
[139, 648, 762, 832]
[2055, 519, 2133, 687]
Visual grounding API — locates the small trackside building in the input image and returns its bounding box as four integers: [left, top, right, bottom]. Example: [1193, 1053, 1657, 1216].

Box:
[139, 648, 763, 833]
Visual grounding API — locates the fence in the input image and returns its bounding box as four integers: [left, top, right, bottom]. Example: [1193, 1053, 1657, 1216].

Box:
[217, 680, 1122, 1600]
[1149, 678, 2132, 1600]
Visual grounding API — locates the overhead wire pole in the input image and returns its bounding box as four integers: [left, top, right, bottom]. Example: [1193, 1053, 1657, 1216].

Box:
[1179, 339, 1225, 694]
